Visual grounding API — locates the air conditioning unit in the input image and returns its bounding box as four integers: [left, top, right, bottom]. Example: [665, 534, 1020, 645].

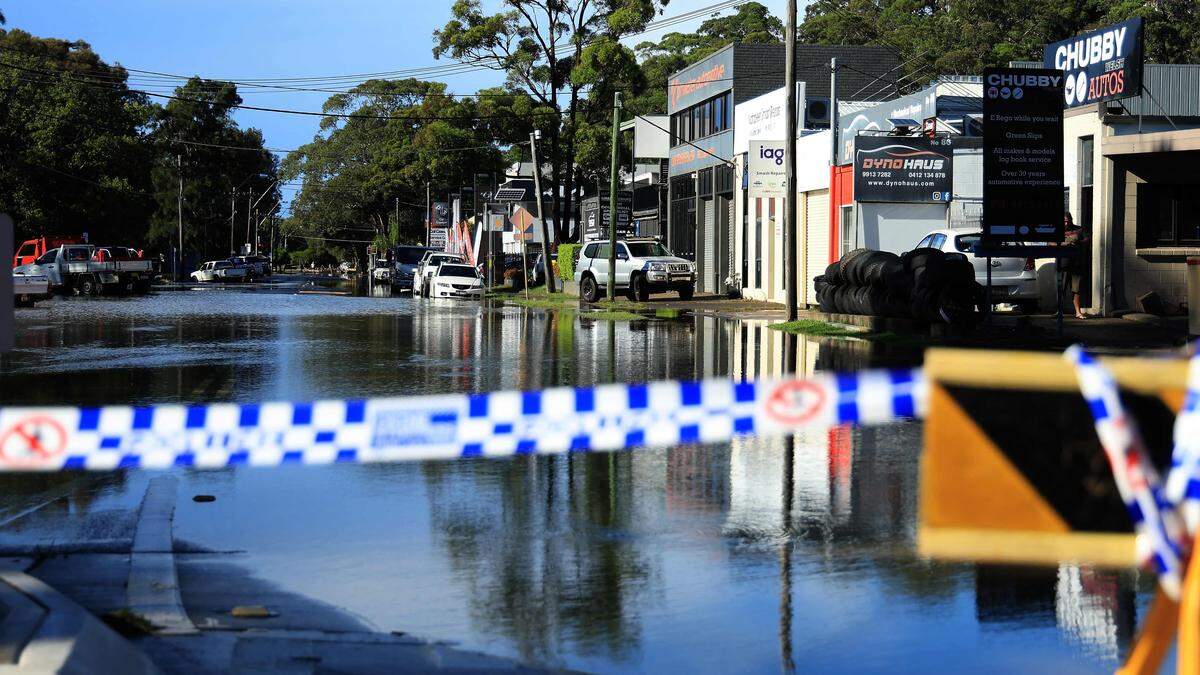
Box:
[805, 97, 831, 128]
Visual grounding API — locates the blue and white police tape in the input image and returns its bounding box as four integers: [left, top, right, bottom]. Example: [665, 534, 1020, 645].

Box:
[0, 369, 926, 473]
[1166, 348, 1200, 534]
[1066, 345, 1188, 599]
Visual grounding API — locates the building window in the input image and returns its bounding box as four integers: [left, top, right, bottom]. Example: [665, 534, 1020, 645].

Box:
[1079, 136, 1093, 232]
[670, 92, 733, 147]
[1137, 183, 1200, 247]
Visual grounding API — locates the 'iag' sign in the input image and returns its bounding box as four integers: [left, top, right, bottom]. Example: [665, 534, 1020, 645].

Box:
[748, 141, 787, 198]
[1043, 18, 1143, 108]
[852, 136, 952, 204]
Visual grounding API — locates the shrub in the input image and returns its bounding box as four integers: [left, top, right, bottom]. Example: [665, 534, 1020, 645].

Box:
[557, 243, 583, 281]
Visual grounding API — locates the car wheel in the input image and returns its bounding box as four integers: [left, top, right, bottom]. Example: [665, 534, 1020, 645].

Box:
[580, 275, 600, 303]
[678, 286, 694, 300]
[79, 277, 98, 296]
[631, 274, 650, 302]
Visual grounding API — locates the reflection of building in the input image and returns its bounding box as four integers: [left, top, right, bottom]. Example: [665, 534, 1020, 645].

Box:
[666, 446, 730, 513]
[1055, 564, 1137, 662]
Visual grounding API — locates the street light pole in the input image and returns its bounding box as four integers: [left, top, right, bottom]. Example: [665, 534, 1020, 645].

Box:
[230, 190, 236, 256]
[607, 91, 622, 302]
[530, 130, 555, 293]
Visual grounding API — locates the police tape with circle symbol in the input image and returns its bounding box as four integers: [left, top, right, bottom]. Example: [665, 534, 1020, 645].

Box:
[0, 416, 68, 467]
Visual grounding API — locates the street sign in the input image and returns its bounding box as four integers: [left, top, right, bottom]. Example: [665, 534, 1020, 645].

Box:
[852, 135, 953, 203]
[428, 228, 448, 249]
[581, 192, 634, 242]
[432, 202, 450, 228]
[493, 187, 526, 202]
[982, 68, 1065, 244]
[510, 207, 537, 242]
[1044, 18, 1143, 109]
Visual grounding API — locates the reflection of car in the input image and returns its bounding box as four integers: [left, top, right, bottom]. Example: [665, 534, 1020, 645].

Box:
[574, 238, 695, 303]
[12, 271, 51, 307]
[191, 260, 248, 283]
[392, 245, 432, 292]
[914, 229, 1038, 310]
[415, 252, 465, 298]
[429, 263, 483, 299]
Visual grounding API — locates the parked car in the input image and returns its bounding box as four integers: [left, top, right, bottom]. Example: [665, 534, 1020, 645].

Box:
[12, 270, 51, 307]
[428, 262, 483, 299]
[415, 252, 466, 298]
[191, 260, 248, 283]
[13, 244, 154, 295]
[372, 265, 391, 282]
[338, 261, 356, 277]
[11, 235, 85, 268]
[531, 251, 558, 287]
[574, 238, 695, 303]
[233, 255, 272, 278]
[914, 229, 1038, 311]
[392, 245, 433, 292]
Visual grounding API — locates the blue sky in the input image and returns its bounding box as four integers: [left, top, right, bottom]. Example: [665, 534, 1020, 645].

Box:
[4, 0, 791, 152]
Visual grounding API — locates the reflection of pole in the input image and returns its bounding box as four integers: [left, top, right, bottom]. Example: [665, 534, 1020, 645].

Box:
[780, 428, 796, 674]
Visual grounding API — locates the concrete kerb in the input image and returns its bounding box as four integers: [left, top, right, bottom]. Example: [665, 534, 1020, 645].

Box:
[127, 476, 197, 635]
[0, 572, 160, 674]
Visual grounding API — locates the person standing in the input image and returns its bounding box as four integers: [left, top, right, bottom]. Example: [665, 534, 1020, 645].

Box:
[1063, 215, 1091, 319]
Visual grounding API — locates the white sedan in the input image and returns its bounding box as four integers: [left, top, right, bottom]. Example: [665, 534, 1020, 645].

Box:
[428, 263, 483, 299]
[915, 229, 1039, 311]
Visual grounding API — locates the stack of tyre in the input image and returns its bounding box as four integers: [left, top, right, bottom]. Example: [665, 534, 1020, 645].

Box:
[814, 247, 981, 325]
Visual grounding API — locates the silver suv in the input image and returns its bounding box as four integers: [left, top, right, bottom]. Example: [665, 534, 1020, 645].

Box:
[574, 238, 695, 303]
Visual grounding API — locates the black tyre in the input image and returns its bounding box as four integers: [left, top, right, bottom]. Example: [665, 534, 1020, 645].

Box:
[838, 248, 871, 285]
[903, 247, 945, 273]
[631, 274, 650, 302]
[677, 285, 694, 300]
[824, 262, 843, 285]
[78, 277, 99, 296]
[580, 275, 600, 303]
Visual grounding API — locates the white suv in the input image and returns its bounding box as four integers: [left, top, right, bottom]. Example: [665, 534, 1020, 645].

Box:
[574, 238, 695, 303]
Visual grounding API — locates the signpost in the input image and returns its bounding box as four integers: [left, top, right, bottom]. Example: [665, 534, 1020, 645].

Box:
[1044, 18, 1144, 109]
[852, 135, 953, 203]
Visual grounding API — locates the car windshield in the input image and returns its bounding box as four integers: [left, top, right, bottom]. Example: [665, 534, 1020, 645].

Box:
[439, 265, 477, 278]
[396, 248, 427, 265]
[625, 242, 672, 257]
[955, 235, 981, 253]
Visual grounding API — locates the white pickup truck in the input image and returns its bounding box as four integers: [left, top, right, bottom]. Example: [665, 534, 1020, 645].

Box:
[12, 271, 50, 307]
[12, 244, 155, 296]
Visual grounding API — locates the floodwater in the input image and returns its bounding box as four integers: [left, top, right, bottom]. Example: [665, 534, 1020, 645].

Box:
[0, 285, 1151, 673]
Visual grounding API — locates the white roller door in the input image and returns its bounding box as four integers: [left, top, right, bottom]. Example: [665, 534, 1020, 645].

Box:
[804, 189, 829, 306]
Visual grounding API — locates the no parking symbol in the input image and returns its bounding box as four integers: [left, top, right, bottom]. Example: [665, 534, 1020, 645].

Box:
[0, 416, 68, 467]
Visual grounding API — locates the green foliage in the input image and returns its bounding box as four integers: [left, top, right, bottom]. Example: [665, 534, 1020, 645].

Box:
[557, 243, 582, 281]
[148, 77, 277, 259]
[0, 30, 157, 242]
[798, 0, 1200, 86]
[281, 78, 507, 258]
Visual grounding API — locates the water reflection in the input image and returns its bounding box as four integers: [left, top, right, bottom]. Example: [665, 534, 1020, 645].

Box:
[0, 291, 1143, 672]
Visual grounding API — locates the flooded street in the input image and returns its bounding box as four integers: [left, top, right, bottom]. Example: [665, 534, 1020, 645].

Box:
[0, 286, 1150, 673]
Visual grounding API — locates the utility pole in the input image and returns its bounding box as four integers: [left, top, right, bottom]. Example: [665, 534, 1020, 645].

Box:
[785, 0, 799, 324]
[177, 154, 184, 281]
[426, 183, 431, 248]
[607, 91, 622, 302]
[530, 130, 555, 293]
[394, 197, 399, 246]
[245, 193, 252, 255]
[230, 190, 236, 256]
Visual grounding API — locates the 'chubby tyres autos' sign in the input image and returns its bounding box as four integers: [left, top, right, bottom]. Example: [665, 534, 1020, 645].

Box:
[1043, 18, 1143, 108]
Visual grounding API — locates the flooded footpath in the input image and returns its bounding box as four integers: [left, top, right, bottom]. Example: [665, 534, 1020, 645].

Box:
[0, 285, 1151, 673]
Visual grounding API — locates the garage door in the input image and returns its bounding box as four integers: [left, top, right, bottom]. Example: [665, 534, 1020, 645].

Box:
[804, 189, 829, 306]
[700, 197, 715, 294]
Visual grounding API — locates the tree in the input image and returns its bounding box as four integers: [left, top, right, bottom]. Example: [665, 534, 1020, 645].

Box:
[280, 78, 507, 261]
[148, 78, 277, 260]
[798, 0, 1200, 87]
[433, 0, 668, 243]
[0, 29, 157, 243]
